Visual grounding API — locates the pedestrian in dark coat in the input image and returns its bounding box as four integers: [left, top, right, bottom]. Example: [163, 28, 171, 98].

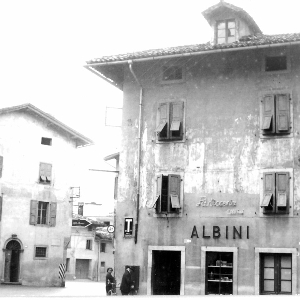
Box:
[120, 266, 134, 295]
[106, 267, 115, 295]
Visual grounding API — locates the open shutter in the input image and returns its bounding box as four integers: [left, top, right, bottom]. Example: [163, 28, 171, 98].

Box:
[30, 200, 38, 225]
[0, 156, 3, 178]
[276, 94, 290, 133]
[261, 95, 275, 134]
[154, 175, 162, 212]
[49, 202, 57, 227]
[276, 172, 289, 213]
[168, 174, 181, 210]
[262, 173, 275, 213]
[46, 164, 52, 183]
[170, 102, 183, 140]
[0, 196, 2, 222]
[156, 103, 169, 140]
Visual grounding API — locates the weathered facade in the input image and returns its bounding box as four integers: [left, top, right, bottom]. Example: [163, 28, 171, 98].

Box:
[0, 104, 92, 286]
[86, 1, 300, 295]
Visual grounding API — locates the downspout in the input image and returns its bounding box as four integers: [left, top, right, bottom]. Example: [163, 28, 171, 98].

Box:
[128, 60, 143, 245]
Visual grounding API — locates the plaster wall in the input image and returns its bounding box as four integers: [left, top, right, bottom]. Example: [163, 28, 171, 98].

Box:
[114, 44, 300, 295]
[0, 111, 76, 286]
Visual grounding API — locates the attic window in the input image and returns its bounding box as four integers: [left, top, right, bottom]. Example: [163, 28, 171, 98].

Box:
[217, 19, 236, 44]
[265, 56, 287, 72]
[162, 66, 183, 81]
[41, 137, 52, 146]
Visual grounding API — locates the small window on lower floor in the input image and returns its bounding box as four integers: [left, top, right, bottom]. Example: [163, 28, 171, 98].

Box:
[100, 243, 106, 253]
[100, 261, 105, 273]
[86, 239, 92, 250]
[260, 253, 292, 295]
[35, 246, 47, 258]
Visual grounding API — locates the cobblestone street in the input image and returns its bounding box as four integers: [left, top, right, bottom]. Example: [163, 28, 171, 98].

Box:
[0, 280, 106, 299]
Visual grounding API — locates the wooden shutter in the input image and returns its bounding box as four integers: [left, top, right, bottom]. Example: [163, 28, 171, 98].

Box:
[168, 174, 181, 209]
[154, 175, 162, 212]
[0, 156, 3, 178]
[45, 164, 52, 182]
[0, 196, 2, 222]
[262, 95, 275, 134]
[276, 94, 290, 133]
[30, 200, 38, 225]
[262, 173, 275, 213]
[276, 172, 289, 213]
[39, 163, 46, 182]
[170, 102, 183, 140]
[49, 202, 57, 227]
[157, 103, 169, 140]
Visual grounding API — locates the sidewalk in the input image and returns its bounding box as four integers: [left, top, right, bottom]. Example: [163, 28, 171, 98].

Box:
[0, 280, 106, 298]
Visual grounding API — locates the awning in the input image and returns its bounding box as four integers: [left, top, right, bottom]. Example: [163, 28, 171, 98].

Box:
[170, 195, 180, 208]
[170, 121, 180, 131]
[277, 193, 287, 207]
[262, 116, 272, 130]
[147, 195, 159, 208]
[261, 193, 272, 207]
[155, 121, 167, 133]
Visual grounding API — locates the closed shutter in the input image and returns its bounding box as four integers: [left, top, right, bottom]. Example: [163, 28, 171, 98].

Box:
[262, 173, 275, 213]
[168, 174, 181, 210]
[170, 102, 183, 140]
[39, 163, 46, 182]
[154, 175, 162, 212]
[276, 172, 289, 213]
[156, 103, 169, 140]
[262, 95, 275, 134]
[0, 156, 3, 178]
[276, 94, 290, 133]
[49, 202, 57, 227]
[30, 200, 38, 225]
[46, 164, 52, 182]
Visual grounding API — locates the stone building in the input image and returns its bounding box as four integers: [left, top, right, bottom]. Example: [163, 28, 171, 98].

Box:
[85, 1, 300, 295]
[0, 103, 92, 286]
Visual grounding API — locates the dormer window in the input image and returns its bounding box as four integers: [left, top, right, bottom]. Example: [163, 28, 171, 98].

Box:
[217, 19, 236, 44]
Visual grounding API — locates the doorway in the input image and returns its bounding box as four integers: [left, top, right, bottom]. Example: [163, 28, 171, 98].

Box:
[152, 250, 181, 295]
[75, 259, 89, 279]
[4, 240, 21, 283]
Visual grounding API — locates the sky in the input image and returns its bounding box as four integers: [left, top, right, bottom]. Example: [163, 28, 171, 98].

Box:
[1, 0, 300, 214]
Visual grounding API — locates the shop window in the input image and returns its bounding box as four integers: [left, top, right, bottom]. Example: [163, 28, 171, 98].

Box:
[39, 162, 52, 184]
[260, 93, 292, 137]
[86, 239, 92, 250]
[0, 155, 3, 178]
[216, 19, 236, 44]
[41, 137, 52, 146]
[29, 200, 57, 226]
[261, 172, 289, 215]
[35, 246, 47, 259]
[206, 252, 233, 295]
[260, 253, 292, 295]
[100, 243, 106, 253]
[265, 56, 287, 72]
[151, 174, 181, 215]
[155, 101, 184, 142]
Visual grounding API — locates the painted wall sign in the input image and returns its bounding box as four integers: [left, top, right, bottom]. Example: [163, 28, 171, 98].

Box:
[227, 209, 244, 215]
[196, 197, 237, 207]
[124, 218, 133, 236]
[72, 219, 91, 227]
[191, 225, 249, 239]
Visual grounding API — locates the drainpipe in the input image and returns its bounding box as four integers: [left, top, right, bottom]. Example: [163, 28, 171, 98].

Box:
[128, 60, 143, 245]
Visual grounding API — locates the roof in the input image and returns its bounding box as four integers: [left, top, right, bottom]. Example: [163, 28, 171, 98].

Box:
[0, 103, 93, 147]
[104, 152, 120, 161]
[85, 33, 300, 90]
[202, 1, 261, 34]
[86, 33, 300, 65]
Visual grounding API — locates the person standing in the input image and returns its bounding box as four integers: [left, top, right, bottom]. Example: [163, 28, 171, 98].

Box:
[120, 266, 134, 295]
[106, 267, 115, 295]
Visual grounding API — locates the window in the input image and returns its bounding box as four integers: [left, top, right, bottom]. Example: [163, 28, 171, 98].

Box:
[86, 239, 92, 250]
[0, 156, 3, 178]
[260, 253, 292, 295]
[35, 246, 47, 258]
[265, 56, 287, 72]
[39, 162, 52, 184]
[100, 243, 106, 253]
[162, 66, 183, 81]
[155, 101, 184, 141]
[100, 261, 105, 273]
[29, 200, 57, 226]
[78, 203, 83, 216]
[206, 252, 233, 295]
[260, 93, 291, 136]
[151, 174, 181, 214]
[216, 19, 236, 44]
[261, 172, 289, 215]
[66, 258, 70, 271]
[41, 137, 52, 146]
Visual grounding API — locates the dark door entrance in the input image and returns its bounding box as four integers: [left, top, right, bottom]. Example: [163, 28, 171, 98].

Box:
[4, 240, 21, 283]
[75, 259, 89, 279]
[152, 250, 181, 295]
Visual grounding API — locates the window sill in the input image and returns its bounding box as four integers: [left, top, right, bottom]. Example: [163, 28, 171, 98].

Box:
[260, 132, 293, 139]
[153, 212, 182, 218]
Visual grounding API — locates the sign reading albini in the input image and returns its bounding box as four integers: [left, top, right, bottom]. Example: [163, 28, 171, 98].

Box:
[191, 225, 250, 239]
